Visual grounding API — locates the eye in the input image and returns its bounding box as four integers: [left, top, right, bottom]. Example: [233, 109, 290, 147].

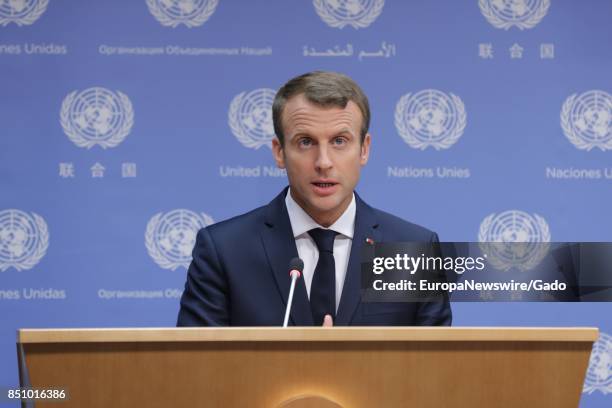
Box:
[298, 137, 313, 147]
[332, 136, 348, 146]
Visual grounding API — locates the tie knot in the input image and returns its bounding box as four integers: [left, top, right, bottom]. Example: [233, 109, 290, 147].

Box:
[309, 228, 338, 253]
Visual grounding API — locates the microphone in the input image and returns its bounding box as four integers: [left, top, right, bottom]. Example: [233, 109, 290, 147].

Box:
[283, 257, 304, 328]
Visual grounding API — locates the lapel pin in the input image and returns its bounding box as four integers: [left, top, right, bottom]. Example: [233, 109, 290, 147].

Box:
[365, 237, 375, 245]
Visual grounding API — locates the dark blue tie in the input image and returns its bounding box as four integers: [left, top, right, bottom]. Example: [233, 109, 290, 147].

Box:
[308, 228, 338, 326]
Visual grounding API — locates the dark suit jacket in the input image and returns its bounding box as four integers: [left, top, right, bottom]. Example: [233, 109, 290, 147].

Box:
[177, 188, 451, 326]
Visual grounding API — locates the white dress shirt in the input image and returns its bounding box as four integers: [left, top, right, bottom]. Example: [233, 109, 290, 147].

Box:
[285, 188, 355, 312]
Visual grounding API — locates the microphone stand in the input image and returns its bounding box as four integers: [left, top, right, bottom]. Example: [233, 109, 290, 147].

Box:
[283, 269, 300, 328]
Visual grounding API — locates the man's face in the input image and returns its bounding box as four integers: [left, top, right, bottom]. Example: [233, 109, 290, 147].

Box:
[272, 94, 371, 227]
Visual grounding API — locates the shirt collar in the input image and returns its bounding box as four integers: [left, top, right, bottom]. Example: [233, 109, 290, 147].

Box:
[285, 188, 355, 239]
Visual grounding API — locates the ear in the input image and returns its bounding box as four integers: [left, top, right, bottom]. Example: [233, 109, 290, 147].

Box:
[272, 138, 286, 169]
[360, 133, 371, 166]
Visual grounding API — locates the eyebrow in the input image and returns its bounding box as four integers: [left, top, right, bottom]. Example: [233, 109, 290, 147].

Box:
[288, 126, 357, 140]
[335, 128, 356, 137]
[337, 127, 354, 134]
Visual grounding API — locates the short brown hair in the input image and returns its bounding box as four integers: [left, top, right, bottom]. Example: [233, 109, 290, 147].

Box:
[272, 71, 370, 146]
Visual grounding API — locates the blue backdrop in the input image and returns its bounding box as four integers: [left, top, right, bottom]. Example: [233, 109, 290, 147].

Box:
[1, 1, 611, 406]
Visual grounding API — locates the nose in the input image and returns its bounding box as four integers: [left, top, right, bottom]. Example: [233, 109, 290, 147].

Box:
[315, 145, 333, 172]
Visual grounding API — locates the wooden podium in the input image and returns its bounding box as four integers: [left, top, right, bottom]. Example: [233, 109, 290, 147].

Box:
[17, 327, 597, 407]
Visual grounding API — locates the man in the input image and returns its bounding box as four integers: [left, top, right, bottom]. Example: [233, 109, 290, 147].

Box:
[178, 71, 451, 326]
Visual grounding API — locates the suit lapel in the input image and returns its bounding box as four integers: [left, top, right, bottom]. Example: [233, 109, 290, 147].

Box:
[260, 189, 314, 326]
[336, 194, 380, 325]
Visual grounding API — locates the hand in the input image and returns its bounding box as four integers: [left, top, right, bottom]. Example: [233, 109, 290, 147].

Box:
[322, 314, 333, 327]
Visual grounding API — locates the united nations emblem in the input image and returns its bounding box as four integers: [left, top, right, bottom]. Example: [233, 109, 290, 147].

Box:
[479, 290, 495, 301]
[561, 90, 612, 151]
[0, 0, 48, 26]
[145, 209, 214, 270]
[478, 210, 550, 272]
[60, 87, 134, 149]
[228, 88, 276, 149]
[146, 0, 218, 28]
[395, 89, 466, 150]
[479, 0, 550, 30]
[0, 209, 49, 272]
[584, 332, 612, 395]
[313, 0, 384, 29]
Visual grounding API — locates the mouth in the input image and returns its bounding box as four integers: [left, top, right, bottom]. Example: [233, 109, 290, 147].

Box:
[311, 181, 339, 196]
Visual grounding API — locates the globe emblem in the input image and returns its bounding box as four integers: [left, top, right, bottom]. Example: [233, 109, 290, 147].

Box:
[313, 0, 384, 29]
[561, 90, 612, 151]
[584, 332, 612, 395]
[0, 0, 37, 16]
[0, 209, 49, 272]
[145, 209, 214, 270]
[0, 0, 48, 26]
[491, 0, 535, 18]
[395, 90, 466, 150]
[146, 0, 218, 28]
[478, 210, 550, 272]
[60, 87, 134, 149]
[479, 290, 495, 301]
[479, 0, 549, 30]
[228, 88, 276, 149]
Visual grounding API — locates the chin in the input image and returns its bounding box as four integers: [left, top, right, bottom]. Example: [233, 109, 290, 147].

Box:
[309, 198, 343, 214]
